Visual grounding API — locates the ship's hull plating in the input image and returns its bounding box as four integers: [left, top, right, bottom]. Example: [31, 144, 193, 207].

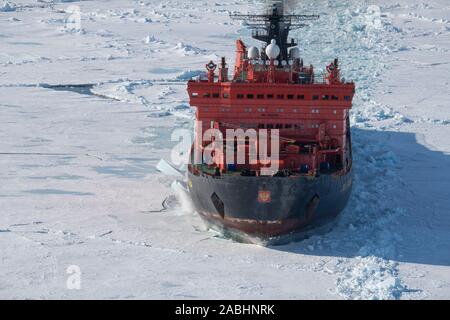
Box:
[188, 169, 353, 245]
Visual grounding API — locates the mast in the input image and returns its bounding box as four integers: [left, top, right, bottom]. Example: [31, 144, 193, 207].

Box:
[230, 1, 319, 63]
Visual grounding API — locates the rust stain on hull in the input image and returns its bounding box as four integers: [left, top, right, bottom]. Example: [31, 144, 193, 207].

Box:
[198, 210, 316, 239]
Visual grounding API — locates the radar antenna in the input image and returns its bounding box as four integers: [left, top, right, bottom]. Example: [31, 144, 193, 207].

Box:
[230, 1, 319, 61]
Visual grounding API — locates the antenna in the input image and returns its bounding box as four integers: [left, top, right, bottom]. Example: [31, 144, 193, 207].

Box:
[230, 1, 319, 61]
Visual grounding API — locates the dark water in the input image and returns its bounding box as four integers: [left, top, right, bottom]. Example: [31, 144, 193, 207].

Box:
[41, 84, 95, 96]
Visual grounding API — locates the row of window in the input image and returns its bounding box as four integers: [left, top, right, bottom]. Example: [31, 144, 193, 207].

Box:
[204, 107, 340, 114]
[253, 123, 338, 129]
[193, 92, 351, 101]
[214, 122, 339, 130]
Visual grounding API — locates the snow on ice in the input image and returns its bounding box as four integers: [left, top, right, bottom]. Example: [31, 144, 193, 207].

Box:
[0, 0, 449, 299]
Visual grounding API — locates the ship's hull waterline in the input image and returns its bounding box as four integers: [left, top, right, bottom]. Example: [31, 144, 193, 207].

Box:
[187, 168, 353, 245]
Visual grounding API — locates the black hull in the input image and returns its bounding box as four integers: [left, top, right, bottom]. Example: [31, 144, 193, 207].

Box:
[188, 168, 353, 245]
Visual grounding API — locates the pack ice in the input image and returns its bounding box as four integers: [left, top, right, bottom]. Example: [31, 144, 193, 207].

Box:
[0, 0, 449, 299]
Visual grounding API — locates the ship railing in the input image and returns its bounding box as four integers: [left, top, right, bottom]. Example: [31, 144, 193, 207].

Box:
[194, 163, 326, 178]
[252, 30, 268, 38]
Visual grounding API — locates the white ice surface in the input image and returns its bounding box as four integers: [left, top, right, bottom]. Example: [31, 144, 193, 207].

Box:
[0, 0, 449, 299]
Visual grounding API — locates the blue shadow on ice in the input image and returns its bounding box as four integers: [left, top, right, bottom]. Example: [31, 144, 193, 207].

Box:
[273, 128, 450, 267]
[24, 189, 94, 196]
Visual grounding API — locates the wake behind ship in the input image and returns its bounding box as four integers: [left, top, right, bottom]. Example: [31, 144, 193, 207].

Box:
[186, 2, 355, 245]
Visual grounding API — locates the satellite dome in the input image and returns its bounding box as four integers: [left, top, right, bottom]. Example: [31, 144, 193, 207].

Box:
[289, 47, 300, 59]
[265, 39, 280, 60]
[248, 46, 259, 59]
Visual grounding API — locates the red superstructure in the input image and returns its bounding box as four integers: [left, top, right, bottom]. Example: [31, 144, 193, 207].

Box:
[188, 41, 355, 175]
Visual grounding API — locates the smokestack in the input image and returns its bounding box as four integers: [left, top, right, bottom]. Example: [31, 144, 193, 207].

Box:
[267, 0, 284, 15]
[266, 0, 298, 15]
[283, 0, 298, 13]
